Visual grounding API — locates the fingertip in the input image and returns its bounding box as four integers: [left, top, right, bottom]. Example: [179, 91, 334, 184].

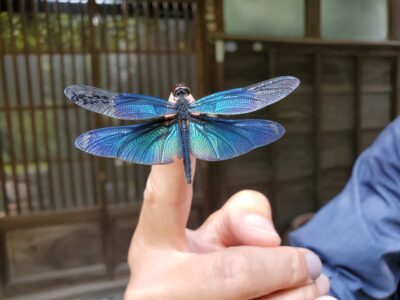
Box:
[301, 249, 323, 280]
[222, 190, 279, 246]
[315, 274, 330, 295]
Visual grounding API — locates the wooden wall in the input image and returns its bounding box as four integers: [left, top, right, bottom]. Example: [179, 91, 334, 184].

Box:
[0, 1, 209, 298]
[209, 36, 400, 232]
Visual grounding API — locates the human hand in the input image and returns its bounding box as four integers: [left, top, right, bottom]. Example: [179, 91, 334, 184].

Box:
[125, 158, 333, 299]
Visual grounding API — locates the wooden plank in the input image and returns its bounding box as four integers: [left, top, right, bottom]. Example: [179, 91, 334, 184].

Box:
[392, 56, 400, 118]
[152, 1, 165, 95]
[98, 0, 121, 204]
[56, 0, 78, 208]
[44, 0, 67, 208]
[267, 50, 278, 216]
[0, 6, 20, 214]
[121, 0, 135, 203]
[312, 53, 322, 209]
[0, 208, 101, 231]
[211, 32, 400, 48]
[305, 0, 321, 38]
[0, 49, 196, 55]
[21, 0, 44, 211]
[354, 56, 362, 158]
[0, 24, 10, 216]
[79, 0, 99, 206]
[32, 0, 55, 209]
[67, 0, 89, 206]
[0, 130, 8, 216]
[112, 0, 129, 203]
[172, 1, 183, 80]
[183, 1, 192, 85]
[132, 0, 146, 200]
[87, 0, 114, 279]
[194, 0, 206, 97]
[0, 230, 9, 287]
[7, 0, 33, 212]
[389, 0, 400, 40]
[0, 202, 141, 232]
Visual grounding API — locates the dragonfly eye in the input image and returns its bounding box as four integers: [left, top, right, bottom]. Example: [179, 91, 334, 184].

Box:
[172, 83, 191, 97]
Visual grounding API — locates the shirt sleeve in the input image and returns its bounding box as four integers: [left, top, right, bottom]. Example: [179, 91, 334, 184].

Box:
[289, 117, 400, 300]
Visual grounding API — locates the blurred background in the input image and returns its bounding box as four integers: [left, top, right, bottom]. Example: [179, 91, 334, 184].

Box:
[0, 0, 399, 299]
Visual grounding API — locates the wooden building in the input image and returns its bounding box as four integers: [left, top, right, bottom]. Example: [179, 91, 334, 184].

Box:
[0, 0, 399, 298]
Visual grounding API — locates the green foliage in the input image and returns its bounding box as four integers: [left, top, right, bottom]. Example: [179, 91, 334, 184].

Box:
[0, 11, 138, 52]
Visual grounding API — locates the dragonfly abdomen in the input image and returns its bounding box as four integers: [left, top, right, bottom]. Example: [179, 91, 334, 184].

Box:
[179, 120, 192, 184]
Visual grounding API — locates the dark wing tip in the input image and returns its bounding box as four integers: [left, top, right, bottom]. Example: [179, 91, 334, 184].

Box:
[64, 85, 75, 99]
[64, 84, 86, 100]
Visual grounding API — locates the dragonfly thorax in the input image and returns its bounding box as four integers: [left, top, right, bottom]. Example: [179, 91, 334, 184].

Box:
[176, 94, 191, 120]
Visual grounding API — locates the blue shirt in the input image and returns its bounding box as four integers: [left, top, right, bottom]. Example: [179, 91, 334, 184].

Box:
[289, 117, 400, 300]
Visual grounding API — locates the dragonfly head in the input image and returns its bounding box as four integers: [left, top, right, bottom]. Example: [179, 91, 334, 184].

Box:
[172, 83, 191, 97]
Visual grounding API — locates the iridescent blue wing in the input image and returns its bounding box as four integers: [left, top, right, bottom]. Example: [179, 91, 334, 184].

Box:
[75, 119, 181, 164]
[189, 76, 299, 115]
[65, 85, 177, 120]
[189, 116, 284, 161]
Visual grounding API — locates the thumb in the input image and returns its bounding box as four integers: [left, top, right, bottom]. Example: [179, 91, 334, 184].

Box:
[220, 190, 280, 247]
[191, 190, 280, 251]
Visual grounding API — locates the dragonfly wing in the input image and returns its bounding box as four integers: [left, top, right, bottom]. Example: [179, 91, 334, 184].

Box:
[189, 116, 285, 161]
[75, 119, 181, 164]
[65, 85, 177, 120]
[189, 76, 299, 115]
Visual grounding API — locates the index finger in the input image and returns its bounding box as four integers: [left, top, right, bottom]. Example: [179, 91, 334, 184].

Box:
[133, 93, 196, 250]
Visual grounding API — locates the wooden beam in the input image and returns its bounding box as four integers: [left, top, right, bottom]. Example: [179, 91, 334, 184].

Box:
[0, 208, 101, 231]
[267, 50, 278, 218]
[214, 0, 224, 33]
[354, 57, 363, 157]
[195, 0, 207, 97]
[312, 53, 322, 210]
[211, 32, 400, 48]
[0, 231, 9, 288]
[305, 0, 321, 38]
[392, 56, 400, 117]
[389, 0, 400, 40]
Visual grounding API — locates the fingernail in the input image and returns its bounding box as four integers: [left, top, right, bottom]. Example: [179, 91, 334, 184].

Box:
[243, 214, 279, 237]
[315, 274, 330, 295]
[305, 251, 322, 280]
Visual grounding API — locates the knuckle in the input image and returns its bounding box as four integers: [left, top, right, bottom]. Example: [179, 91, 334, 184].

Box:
[211, 251, 253, 297]
[212, 251, 247, 281]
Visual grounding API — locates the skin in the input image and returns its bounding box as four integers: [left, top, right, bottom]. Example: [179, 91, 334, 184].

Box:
[124, 94, 337, 300]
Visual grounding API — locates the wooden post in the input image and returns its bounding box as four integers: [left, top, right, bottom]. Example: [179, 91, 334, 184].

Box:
[392, 56, 400, 118]
[0, 231, 8, 290]
[354, 56, 362, 158]
[88, 0, 114, 279]
[195, 0, 207, 97]
[389, 0, 400, 40]
[305, 0, 321, 38]
[312, 54, 322, 209]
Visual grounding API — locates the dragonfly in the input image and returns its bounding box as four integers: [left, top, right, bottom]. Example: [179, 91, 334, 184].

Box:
[64, 76, 299, 184]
